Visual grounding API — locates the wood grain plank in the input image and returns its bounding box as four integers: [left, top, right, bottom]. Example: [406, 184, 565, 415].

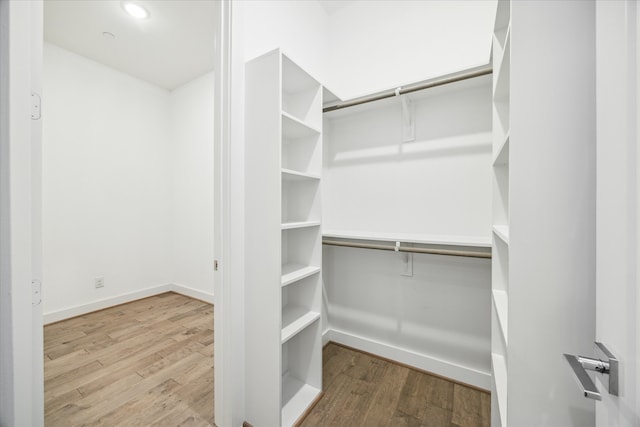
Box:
[44, 293, 214, 427]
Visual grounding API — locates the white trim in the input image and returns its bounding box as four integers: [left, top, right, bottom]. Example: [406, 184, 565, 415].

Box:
[322, 328, 331, 347]
[326, 328, 491, 390]
[172, 283, 215, 304]
[43, 284, 173, 324]
[43, 283, 215, 324]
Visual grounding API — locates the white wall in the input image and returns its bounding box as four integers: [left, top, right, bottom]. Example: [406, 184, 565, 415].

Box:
[323, 77, 493, 237]
[241, 1, 497, 102]
[325, 0, 497, 100]
[170, 72, 215, 298]
[322, 77, 493, 389]
[324, 246, 491, 387]
[43, 43, 215, 319]
[242, 0, 329, 82]
[43, 43, 174, 315]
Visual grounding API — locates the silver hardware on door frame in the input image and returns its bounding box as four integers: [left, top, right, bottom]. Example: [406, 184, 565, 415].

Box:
[31, 92, 41, 120]
[564, 342, 618, 400]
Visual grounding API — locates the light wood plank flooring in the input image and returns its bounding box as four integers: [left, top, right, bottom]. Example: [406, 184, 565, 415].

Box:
[300, 343, 490, 427]
[44, 292, 214, 427]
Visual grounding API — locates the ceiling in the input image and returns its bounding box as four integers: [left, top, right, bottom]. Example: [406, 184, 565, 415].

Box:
[318, 0, 355, 15]
[44, 0, 216, 91]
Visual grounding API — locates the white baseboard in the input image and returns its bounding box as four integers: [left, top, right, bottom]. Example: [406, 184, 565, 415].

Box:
[171, 283, 215, 304]
[43, 284, 174, 324]
[43, 283, 214, 325]
[326, 328, 491, 391]
[322, 328, 331, 347]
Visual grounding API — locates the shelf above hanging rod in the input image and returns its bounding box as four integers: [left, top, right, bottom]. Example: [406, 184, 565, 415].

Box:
[322, 239, 491, 259]
[322, 229, 491, 248]
[322, 64, 493, 113]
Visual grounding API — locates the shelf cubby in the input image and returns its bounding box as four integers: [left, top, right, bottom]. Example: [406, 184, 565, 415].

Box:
[493, 133, 510, 166]
[281, 321, 322, 426]
[281, 264, 321, 287]
[246, 49, 323, 426]
[281, 177, 320, 225]
[492, 352, 508, 426]
[282, 55, 322, 130]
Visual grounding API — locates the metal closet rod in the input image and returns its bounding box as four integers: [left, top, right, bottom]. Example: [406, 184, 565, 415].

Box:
[322, 239, 492, 259]
[323, 65, 493, 113]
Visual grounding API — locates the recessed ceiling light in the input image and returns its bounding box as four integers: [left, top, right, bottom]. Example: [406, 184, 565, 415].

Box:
[122, 2, 149, 19]
[102, 31, 116, 39]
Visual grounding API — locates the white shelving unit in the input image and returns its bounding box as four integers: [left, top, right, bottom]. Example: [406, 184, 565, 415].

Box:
[491, 1, 510, 426]
[245, 49, 323, 427]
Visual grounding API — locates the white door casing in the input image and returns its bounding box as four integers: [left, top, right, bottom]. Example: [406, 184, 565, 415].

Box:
[595, 1, 640, 425]
[0, 0, 44, 425]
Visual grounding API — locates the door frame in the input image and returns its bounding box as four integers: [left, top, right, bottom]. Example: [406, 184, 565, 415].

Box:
[1, 0, 237, 425]
[0, 0, 44, 425]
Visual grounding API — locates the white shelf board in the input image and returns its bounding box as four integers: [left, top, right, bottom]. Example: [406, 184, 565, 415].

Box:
[493, 225, 510, 246]
[282, 221, 321, 230]
[281, 264, 320, 287]
[492, 353, 508, 426]
[493, 290, 508, 345]
[281, 306, 320, 344]
[322, 229, 491, 248]
[493, 133, 510, 166]
[281, 373, 321, 427]
[492, 26, 510, 73]
[281, 168, 321, 181]
[493, 34, 511, 101]
[282, 111, 321, 139]
[494, 25, 510, 52]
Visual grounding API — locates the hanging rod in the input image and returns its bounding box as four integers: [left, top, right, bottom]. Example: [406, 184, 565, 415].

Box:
[322, 239, 492, 259]
[323, 65, 493, 113]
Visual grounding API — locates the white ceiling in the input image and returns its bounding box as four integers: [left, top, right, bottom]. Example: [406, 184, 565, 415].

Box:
[44, 0, 216, 91]
[318, 0, 355, 15]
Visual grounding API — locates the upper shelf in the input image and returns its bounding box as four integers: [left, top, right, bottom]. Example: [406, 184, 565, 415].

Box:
[283, 221, 321, 230]
[493, 225, 510, 246]
[281, 168, 321, 181]
[322, 229, 491, 248]
[282, 112, 321, 140]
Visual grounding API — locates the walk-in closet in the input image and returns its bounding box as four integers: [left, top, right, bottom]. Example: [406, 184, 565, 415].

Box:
[241, 0, 602, 426]
[3, 1, 635, 426]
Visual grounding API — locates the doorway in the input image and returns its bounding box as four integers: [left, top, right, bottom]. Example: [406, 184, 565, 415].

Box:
[41, 1, 218, 424]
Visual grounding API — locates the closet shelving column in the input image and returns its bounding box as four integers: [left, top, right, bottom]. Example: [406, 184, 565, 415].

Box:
[245, 49, 323, 427]
[491, 1, 510, 426]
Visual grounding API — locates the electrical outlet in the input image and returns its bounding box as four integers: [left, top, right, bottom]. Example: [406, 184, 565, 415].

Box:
[95, 276, 105, 288]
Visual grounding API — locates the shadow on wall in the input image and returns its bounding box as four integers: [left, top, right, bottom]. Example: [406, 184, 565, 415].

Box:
[324, 76, 492, 168]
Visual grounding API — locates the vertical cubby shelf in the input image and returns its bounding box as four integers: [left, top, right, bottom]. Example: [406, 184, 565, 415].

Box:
[492, 1, 510, 427]
[245, 49, 322, 427]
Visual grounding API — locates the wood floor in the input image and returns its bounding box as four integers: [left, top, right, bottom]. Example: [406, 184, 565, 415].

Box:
[44, 292, 214, 427]
[300, 343, 490, 427]
[45, 292, 488, 427]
